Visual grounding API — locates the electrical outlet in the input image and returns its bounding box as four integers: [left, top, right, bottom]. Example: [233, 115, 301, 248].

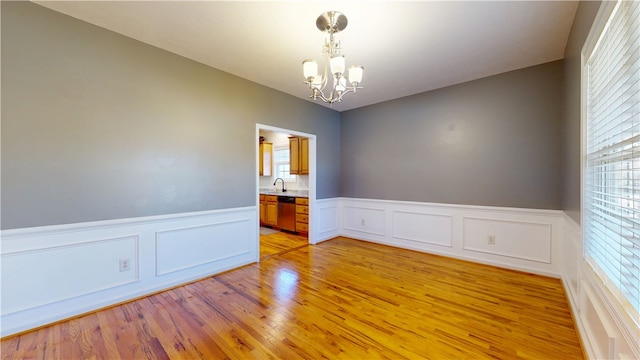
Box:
[487, 235, 496, 245]
[119, 258, 131, 272]
[360, 219, 365, 225]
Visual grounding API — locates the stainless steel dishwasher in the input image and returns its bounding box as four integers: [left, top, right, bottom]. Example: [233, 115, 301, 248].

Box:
[277, 196, 296, 232]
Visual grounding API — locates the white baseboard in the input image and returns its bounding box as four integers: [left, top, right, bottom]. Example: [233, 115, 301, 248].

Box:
[4, 197, 637, 359]
[0, 198, 345, 336]
[338, 198, 640, 359]
[338, 197, 563, 277]
[1, 207, 258, 337]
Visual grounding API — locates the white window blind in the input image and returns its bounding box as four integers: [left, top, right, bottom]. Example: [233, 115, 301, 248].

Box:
[584, 0, 640, 322]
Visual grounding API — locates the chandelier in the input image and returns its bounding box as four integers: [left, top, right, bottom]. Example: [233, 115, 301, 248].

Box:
[302, 11, 364, 104]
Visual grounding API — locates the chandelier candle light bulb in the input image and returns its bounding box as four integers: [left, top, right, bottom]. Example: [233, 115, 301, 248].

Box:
[348, 65, 363, 85]
[330, 55, 346, 76]
[302, 11, 364, 104]
[303, 60, 318, 81]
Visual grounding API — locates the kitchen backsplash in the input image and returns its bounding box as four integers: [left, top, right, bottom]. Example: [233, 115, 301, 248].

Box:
[259, 174, 309, 191]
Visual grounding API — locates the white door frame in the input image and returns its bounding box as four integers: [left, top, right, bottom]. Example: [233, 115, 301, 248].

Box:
[256, 124, 317, 260]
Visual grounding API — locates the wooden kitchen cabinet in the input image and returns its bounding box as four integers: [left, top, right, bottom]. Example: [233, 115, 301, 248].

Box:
[299, 138, 309, 174]
[259, 194, 265, 225]
[262, 195, 278, 227]
[295, 197, 309, 233]
[289, 137, 309, 175]
[259, 142, 273, 176]
[289, 137, 299, 174]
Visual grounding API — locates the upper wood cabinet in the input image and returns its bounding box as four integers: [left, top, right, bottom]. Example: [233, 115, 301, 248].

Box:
[300, 138, 309, 174]
[289, 137, 309, 175]
[289, 137, 299, 174]
[259, 142, 273, 176]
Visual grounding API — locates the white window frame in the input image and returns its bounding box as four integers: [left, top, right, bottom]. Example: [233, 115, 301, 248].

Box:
[581, 0, 640, 335]
[273, 145, 296, 183]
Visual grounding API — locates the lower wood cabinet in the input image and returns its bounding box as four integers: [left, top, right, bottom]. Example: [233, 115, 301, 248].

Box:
[295, 197, 309, 233]
[261, 195, 278, 227]
[260, 195, 307, 233]
[259, 195, 265, 225]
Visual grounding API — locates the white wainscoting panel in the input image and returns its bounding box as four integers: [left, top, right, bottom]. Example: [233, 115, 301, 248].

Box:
[0, 207, 257, 337]
[580, 281, 618, 359]
[462, 217, 551, 263]
[343, 205, 386, 236]
[7, 197, 639, 360]
[392, 211, 452, 247]
[156, 219, 252, 276]
[561, 213, 581, 312]
[560, 213, 639, 360]
[2, 235, 139, 315]
[340, 198, 562, 277]
[578, 272, 639, 360]
[315, 198, 340, 243]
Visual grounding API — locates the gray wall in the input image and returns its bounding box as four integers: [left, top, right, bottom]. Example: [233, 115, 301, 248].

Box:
[561, 0, 602, 224]
[340, 61, 564, 210]
[2, 1, 598, 229]
[1, 2, 341, 229]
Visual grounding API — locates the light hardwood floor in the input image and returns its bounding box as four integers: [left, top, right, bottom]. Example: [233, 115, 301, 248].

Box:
[260, 229, 308, 259]
[1, 237, 584, 359]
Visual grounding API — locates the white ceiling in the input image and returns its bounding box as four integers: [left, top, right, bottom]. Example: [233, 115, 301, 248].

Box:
[34, 1, 578, 112]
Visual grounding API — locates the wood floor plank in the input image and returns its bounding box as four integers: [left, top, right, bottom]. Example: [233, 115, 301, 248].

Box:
[260, 231, 308, 259]
[1, 237, 583, 359]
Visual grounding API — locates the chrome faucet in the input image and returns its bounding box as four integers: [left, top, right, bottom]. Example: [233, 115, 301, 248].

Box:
[273, 178, 286, 192]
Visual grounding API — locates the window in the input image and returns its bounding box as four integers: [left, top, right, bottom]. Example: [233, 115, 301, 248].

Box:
[583, 0, 639, 324]
[274, 146, 296, 182]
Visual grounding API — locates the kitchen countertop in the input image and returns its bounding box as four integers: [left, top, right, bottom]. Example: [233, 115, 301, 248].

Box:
[259, 188, 309, 198]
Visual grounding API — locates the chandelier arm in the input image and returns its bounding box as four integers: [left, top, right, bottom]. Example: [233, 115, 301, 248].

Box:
[316, 90, 332, 103]
[303, 83, 363, 104]
[306, 87, 334, 103]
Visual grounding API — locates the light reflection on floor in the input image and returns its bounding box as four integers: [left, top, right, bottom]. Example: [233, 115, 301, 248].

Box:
[274, 268, 299, 302]
[267, 268, 300, 334]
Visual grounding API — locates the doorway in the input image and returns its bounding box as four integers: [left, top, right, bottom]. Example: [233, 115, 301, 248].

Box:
[256, 124, 316, 260]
